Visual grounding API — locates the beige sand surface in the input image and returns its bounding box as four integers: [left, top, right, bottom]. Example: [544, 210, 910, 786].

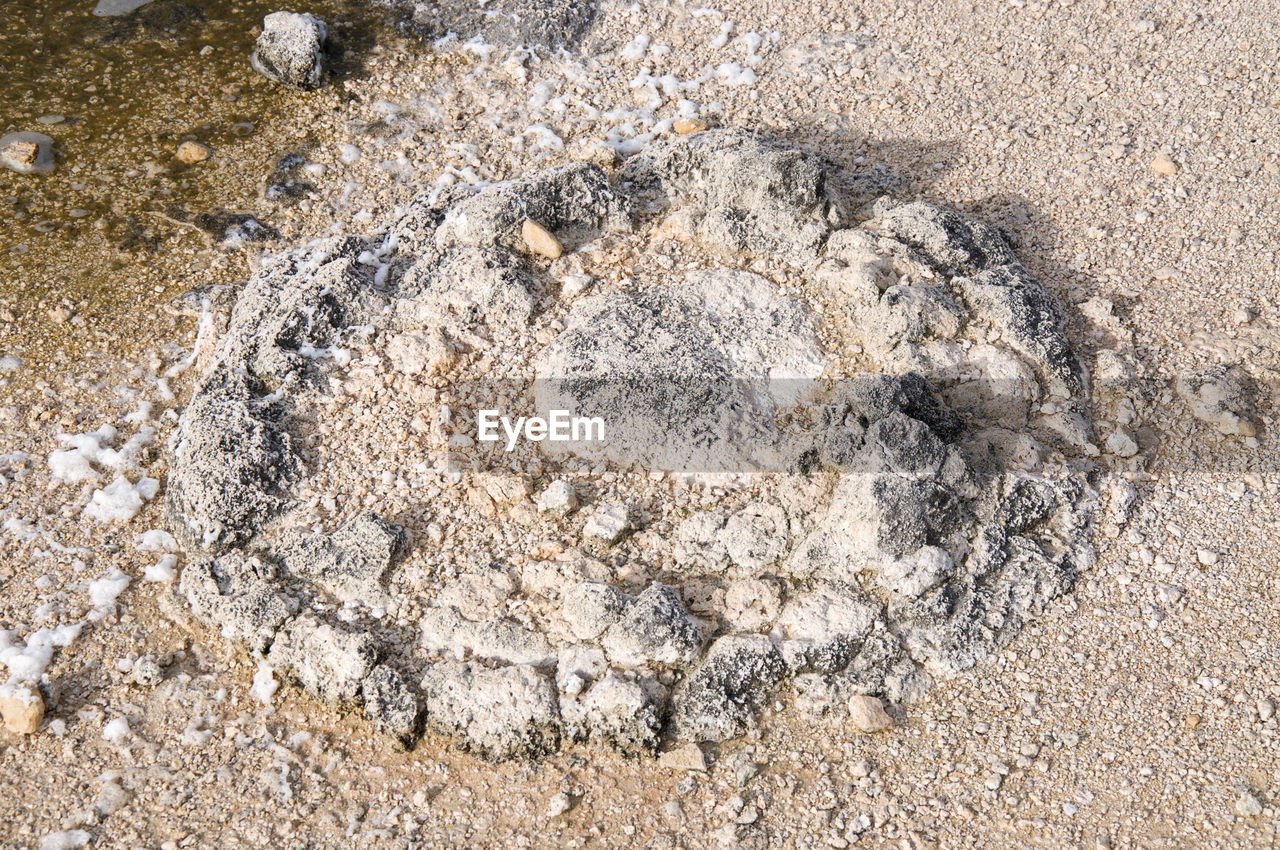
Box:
[1, 1, 1277, 847]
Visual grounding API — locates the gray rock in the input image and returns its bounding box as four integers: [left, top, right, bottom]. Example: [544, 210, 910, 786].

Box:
[0, 132, 54, 174]
[361, 665, 422, 748]
[394, 247, 536, 332]
[721, 503, 790, 572]
[669, 635, 786, 742]
[777, 584, 878, 674]
[600, 584, 704, 668]
[537, 480, 577, 515]
[1176, 365, 1258, 437]
[420, 607, 555, 666]
[266, 614, 377, 706]
[251, 12, 327, 88]
[180, 554, 297, 654]
[436, 162, 628, 252]
[581, 503, 631, 545]
[420, 661, 560, 761]
[534, 269, 825, 471]
[877, 201, 1017, 277]
[562, 673, 664, 756]
[955, 263, 1084, 398]
[430, 0, 598, 49]
[275, 512, 407, 606]
[622, 129, 848, 263]
[215, 236, 375, 384]
[562, 582, 631, 641]
[166, 369, 298, 551]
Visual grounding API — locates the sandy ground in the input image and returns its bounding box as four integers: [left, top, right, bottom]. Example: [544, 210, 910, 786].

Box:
[2, 0, 1279, 847]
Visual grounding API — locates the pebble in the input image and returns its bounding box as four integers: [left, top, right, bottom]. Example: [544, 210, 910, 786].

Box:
[658, 743, 707, 772]
[1196, 548, 1219, 566]
[0, 132, 55, 174]
[847, 695, 894, 733]
[0, 685, 45, 734]
[537, 480, 577, 515]
[1150, 153, 1179, 176]
[521, 219, 564, 259]
[582, 503, 631, 545]
[673, 117, 709, 134]
[547, 792, 572, 817]
[1258, 698, 1275, 722]
[175, 141, 211, 164]
[1236, 793, 1263, 817]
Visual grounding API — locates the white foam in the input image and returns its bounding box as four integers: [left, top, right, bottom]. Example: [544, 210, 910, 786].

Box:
[137, 529, 178, 552]
[251, 662, 279, 706]
[88, 568, 131, 612]
[84, 476, 158, 524]
[143, 554, 177, 583]
[102, 716, 130, 743]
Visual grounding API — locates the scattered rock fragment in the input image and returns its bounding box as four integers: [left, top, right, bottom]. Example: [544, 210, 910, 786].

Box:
[180, 554, 297, 653]
[0, 131, 55, 174]
[670, 635, 786, 742]
[1236, 793, 1264, 817]
[1150, 153, 1179, 176]
[658, 742, 707, 772]
[251, 12, 328, 88]
[1176, 365, 1258, 437]
[361, 665, 422, 748]
[275, 512, 407, 606]
[0, 684, 44, 734]
[175, 141, 210, 164]
[600, 584, 703, 667]
[266, 614, 377, 706]
[847, 694, 894, 732]
[521, 219, 563, 259]
[582, 503, 631, 545]
[420, 661, 560, 761]
[537, 480, 577, 515]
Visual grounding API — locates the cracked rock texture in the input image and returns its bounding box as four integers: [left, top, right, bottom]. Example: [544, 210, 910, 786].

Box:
[167, 128, 1098, 760]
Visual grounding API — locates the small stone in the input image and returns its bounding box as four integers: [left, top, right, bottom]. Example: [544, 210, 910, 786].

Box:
[251, 11, 328, 88]
[1236, 793, 1263, 817]
[659, 742, 707, 772]
[561, 273, 593, 297]
[1150, 153, 1179, 176]
[1104, 428, 1139, 458]
[175, 141, 210, 164]
[131, 655, 163, 687]
[0, 685, 44, 734]
[673, 117, 709, 134]
[538, 480, 577, 515]
[583, 503, 630, 545]
[847, 694, 894, 733]
[0, 132, 55, 174]
[521, 219, 564, 259]
[1177, 365, 1258, 438]
[547, 792, 573, 817]
[1259, 698, 1275, 721]
[1196, 548, 1219, 566]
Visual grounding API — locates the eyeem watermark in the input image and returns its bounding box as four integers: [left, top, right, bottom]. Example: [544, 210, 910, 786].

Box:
[477, 409, 606, 452]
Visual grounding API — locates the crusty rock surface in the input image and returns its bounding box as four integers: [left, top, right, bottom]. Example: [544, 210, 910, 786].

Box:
[251, 11, 328, 88]
[165, 128, 1100, 760]
[1176, 364, 1259, 437]
[420, 661, 560, 761]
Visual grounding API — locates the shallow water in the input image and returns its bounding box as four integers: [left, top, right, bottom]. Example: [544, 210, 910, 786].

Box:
[0, 0, 383, 373]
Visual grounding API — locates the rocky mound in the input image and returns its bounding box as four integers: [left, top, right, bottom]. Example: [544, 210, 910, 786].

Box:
[164, 129, 1098, 759]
